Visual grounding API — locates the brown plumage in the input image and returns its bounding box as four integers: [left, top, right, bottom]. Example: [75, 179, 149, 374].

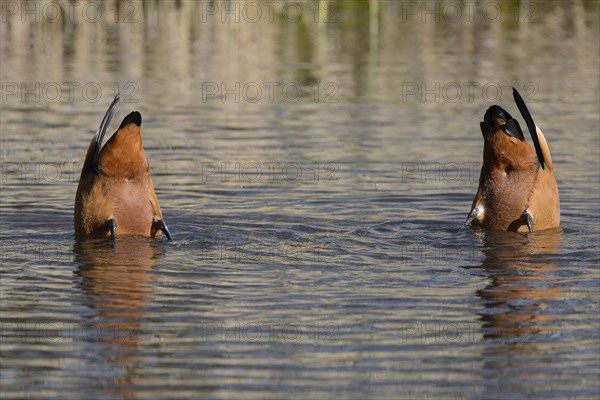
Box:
[74, 95, 172, 239]
[467, 89, 559, 232]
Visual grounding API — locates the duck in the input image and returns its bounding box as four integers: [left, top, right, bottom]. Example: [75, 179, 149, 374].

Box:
[74, 95, 172, 239]
[466, 88, 559, 232]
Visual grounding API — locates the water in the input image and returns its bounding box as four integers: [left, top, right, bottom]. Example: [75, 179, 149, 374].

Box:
[1, 1, 599, 399]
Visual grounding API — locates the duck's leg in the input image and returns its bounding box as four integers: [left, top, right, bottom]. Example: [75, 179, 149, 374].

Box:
[152, 218, 172, 240]
[524, 210, 534, 233]
[465, 207, 481, 226]
[108, 218, 117, 238]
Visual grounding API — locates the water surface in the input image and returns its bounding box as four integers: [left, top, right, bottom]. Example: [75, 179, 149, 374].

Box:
[1, 1, 599, 399]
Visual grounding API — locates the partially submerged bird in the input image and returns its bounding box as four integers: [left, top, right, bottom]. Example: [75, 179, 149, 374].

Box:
[466, 89, 559, 232]
[75, 95, 172, 239]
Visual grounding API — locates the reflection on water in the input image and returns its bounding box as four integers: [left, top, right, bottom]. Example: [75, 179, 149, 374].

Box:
[473, 230, 580, 398]
[1, 1, 599, 399]
[74, 237, 163, 398]
[477, 230, 562, 340]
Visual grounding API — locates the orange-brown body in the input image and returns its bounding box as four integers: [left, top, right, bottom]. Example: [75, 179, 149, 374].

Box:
[468, 89, 559, 232]
[75, 96, 171, 239]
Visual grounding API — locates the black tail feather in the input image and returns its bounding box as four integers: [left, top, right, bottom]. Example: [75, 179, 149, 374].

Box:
[513, 88, 545, 169]
[91, 94, 121, 172]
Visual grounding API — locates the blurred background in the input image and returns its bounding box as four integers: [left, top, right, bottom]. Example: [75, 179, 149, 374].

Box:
[1, 1, 599, 399]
